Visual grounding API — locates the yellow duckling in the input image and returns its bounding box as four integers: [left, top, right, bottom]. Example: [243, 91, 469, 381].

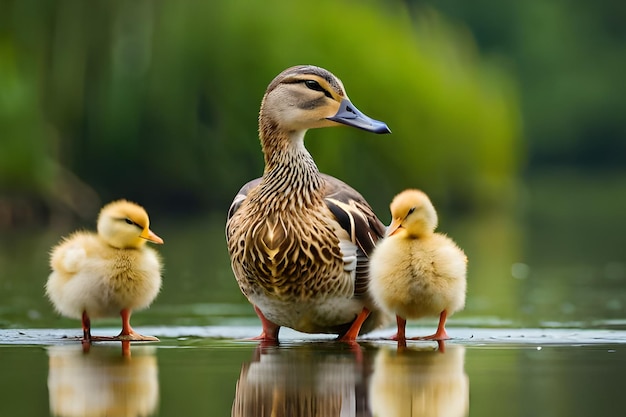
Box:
[369, 189, 467, 341]
[46, 199, 164, 343]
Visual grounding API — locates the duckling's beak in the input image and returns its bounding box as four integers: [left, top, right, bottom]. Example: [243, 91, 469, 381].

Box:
[140, 228, 164, 244]
[386, 219, 403, 237]
[327, 98, 391, 134]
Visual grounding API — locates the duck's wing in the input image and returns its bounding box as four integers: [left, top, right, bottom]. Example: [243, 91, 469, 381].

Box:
[322, 173, 386, 298]
[226, 177, 262, 238]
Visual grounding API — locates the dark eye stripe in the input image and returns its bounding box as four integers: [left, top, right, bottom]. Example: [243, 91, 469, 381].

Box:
[304, 80, 333, 98]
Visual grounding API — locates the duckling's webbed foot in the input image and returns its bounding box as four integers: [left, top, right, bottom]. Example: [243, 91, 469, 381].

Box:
[116, 332, 160, 342]
[408, 310, 450, 341]
[115, 308, 159, 342]
[87, 333, 159, 342]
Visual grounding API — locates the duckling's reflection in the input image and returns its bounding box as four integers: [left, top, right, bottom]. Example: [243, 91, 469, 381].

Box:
[47, 343, 159, 417]
[232, 342, 373, 417]
[369, 343, 469, 417]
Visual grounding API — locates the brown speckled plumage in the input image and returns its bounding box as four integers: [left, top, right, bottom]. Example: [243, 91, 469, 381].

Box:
[226, 65, 391, 338]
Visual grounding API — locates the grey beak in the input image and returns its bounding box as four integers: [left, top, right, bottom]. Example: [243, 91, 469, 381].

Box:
[327, 98, 391, 134]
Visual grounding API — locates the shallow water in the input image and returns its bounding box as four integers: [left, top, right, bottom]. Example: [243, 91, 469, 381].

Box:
[1, 173, 626, 416]
[2, 327, 626, 417]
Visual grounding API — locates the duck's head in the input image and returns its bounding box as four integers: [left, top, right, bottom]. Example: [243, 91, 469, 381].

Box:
[97, 200, 164, 249]
[386, 189, 438, 238]
[259, 65, 391, 135]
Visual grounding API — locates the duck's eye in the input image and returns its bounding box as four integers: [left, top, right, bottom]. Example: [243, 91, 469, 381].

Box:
[304, 80, 333, 98]
[304, 80, 324, 91]
[407, 207, 416, 216]
[124, 218, 134, 225]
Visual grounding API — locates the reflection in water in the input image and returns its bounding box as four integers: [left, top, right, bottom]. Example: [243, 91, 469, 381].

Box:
[369, 344, 469, 417]
[232, 342, 469, 417]
[232, 343, 372, 417]
[47, 343, 159, 417]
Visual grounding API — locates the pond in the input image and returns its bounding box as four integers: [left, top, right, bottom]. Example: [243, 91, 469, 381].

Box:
[2, 328, 626, 416]
[1, 171, 626, 416]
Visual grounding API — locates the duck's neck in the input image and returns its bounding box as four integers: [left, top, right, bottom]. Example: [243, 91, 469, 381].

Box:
[258, 118, 324, 205]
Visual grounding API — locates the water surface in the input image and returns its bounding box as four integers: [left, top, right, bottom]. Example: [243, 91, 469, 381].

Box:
[2, 327, 626, 416]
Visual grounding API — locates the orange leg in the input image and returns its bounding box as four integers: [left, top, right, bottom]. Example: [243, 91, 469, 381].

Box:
[81, 310, 92, 344]
[390, 315, 407, 342]
[338, 307, 370, 342]
[410, 310, 450, 341]
[120, 308, 134, 336]
[117, 308, 159, 341]
[247, 305, 280, 342]
[90, 309, 158, 342]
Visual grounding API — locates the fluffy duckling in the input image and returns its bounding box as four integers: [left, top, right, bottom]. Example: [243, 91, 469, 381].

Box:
[369, 189, 467, 341]
[46, 199, 163, 343]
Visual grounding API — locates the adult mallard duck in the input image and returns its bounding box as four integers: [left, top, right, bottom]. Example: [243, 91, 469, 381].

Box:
[46, 199, 164, 343]
[226, 65, 391, 342]
[369, 189, 467, 341]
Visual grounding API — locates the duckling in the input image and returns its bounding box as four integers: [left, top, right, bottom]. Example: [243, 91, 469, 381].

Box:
[46, 199, 163, 342]
[226, 65, 392, 342]
[369, 189, 467, 341]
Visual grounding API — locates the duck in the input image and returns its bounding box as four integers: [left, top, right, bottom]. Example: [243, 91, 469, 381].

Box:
[226, 65, 392, 342]
[46, 199, 164, 343]
[368, 189, 467, 341]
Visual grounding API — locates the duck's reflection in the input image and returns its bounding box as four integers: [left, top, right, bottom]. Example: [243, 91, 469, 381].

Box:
[369, 344, 469, 417]
[232, 342, 373, 417]
[232, 341, 469, 417]
[47, 343, 159, 417]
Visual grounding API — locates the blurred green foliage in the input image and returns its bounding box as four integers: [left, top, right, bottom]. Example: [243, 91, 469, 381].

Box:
[0, 0, 523, 224]
[417, 0, 626, 168]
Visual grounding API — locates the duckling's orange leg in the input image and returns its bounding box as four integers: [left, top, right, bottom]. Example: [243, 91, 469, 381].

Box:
[116, 309, 159, 342]
[390, 316, 407, 342]
[338, 307, 370, 342]
[410, 310, 450, 341]
[81, 310, 92, 342]
[248, 305, 280, 342]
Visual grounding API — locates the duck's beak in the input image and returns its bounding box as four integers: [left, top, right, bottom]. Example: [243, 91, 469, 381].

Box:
[141, 228, 164, 244]
[386, 218, 403, 237]
[327, 98, 391, 134]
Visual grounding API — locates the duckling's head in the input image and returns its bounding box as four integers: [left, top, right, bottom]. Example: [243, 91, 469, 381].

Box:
[97, 200, 164, 249]
[386, 189, 438, 238]
[259, 65, 390, 135]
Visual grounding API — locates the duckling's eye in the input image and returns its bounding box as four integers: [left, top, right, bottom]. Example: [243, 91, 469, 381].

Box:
[304, 80, 332, 98]
[124, 218, 134, 225]
[407, 207, 416, 216]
